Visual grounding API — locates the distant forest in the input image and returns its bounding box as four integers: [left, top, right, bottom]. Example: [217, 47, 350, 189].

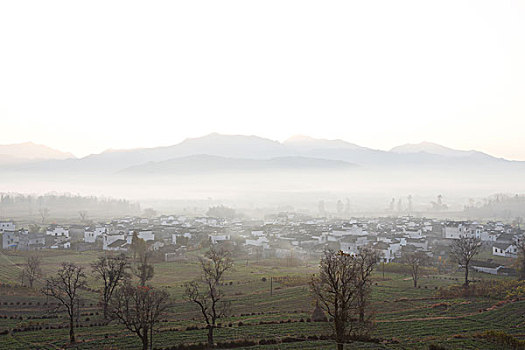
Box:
[464, 194, 525, 220]
[0, 193, 140, 221]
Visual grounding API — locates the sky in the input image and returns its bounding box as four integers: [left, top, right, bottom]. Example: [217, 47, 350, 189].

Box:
[1, 1, 524, 159]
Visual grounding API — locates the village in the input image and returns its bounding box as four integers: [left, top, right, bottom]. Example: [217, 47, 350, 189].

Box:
[1, 214, 522, 277]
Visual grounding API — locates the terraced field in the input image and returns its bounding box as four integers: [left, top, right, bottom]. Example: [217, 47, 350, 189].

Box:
[0, 249, 523, 349]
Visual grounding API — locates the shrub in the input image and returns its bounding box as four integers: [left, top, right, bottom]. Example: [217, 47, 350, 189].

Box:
[437, 280, 525, 299]
[259, 338, 278, 345]
[475, 330, 525, 349]
[428, 344, 448, 350]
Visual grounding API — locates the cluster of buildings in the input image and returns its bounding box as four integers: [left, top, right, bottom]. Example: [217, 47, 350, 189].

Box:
[0, 215, 522, 275]
[443, 221, 521, 258]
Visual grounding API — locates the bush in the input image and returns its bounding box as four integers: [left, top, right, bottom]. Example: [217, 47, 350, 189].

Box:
[437, 280, 525, 299]
[216, 339, 257, 348]
[259, 338, 279, 345]
[475, 330, 525, 349]
[428, 344, 449, 350]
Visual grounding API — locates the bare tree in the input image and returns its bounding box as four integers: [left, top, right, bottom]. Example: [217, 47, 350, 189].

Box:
[134, 251, 154, 287]
[41, 263, 86, 344]
[402, 251, 430, 288]
[143, 208, 157, 218]
[20, 255, 43, 288]
[91, 254, 130, 320]
[517, 239, 525, 281]
[184, 246, 233, 348]
[450, 236, 482, 287]
[39, 207, 49, 224]
[79, 210, 88, 223]
[28, 224, 42, 234]
[353, 248, 379, 326]
[110, 283, 171, 350]
[130, 232, 147, 261]
[310, 250, 359, 350]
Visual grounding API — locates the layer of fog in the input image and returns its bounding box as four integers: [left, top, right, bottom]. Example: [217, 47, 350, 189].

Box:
[2, 166, 525, 216]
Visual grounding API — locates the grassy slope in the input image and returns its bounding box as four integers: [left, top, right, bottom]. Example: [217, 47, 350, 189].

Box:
[0, 249, 523, 349]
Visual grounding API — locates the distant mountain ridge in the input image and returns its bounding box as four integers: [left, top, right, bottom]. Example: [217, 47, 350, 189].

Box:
[0, 133, 519, 174]
[283, 135, 365, 151]
[390, 141, 495, 159]
[120, 154, 355, 175]
[0, 142, 75, 165]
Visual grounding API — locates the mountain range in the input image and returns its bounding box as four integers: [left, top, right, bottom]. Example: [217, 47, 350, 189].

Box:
[0, 142, 74, 165]
[0, 134, 517, 174]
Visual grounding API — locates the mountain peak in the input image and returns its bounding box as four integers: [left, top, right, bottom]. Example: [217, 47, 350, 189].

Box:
[283, 135, 363, 150]
[390, 141, 484, 158]
[0, 142, 75, 162]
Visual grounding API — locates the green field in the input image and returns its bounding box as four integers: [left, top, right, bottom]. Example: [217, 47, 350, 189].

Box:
[0, 249, 523, 349]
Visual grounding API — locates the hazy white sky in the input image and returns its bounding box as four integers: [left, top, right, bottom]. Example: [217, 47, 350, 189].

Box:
[1, 1, 524, 159]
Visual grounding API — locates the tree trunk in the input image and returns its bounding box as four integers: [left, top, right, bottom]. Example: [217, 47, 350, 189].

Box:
[358, 292, 365, 322]
[464, 263, 469, 287]
[413, 278, 417, 288]
[69, 317, 75, 343]
[207, 325, 214, 348]
[142, 329, 149, 350]
[103, 302, 108, 320]
[337, 341, 344, 350]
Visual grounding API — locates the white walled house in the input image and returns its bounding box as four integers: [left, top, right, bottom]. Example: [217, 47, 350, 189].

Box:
[209, 234, 231, 244]
[340, 242, 358, 255]
[0, 221, 15, 232]
[245, 236, 269, 249]
[405, 229, 422, 239]
[46, 227, 69, 238]
[2, 230, 45, 250]
[492, 243, 518, 258]
[471, 261, 503, 275]
[103, 234, 126, 250]
[444, 225, 466, 239]
[2, 231, 20, 249]
[374, 241, 401, 262]
[405, 238, 428, 251]
[50, 241, 71, 249]
[84, 227, 106, 243]
[127, 230, 154, 243]
[478, 231, 498, 242]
